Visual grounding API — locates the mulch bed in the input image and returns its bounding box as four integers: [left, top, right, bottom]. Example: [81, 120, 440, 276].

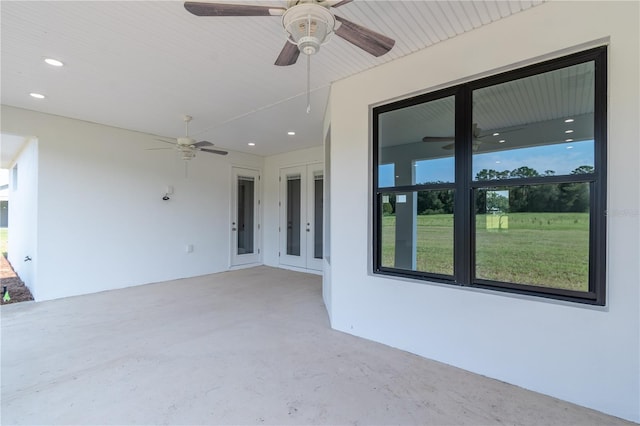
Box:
[1, 255, 34, 304]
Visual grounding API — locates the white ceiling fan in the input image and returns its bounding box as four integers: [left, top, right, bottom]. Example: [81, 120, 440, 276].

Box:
[183, 0, 395, 66]
[183, 0, 395, 113]
[150, 115, 228, 160]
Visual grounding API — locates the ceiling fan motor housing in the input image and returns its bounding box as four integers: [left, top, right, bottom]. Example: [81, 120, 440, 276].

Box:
[282, 4, 335, 55]
[177, 137, 196, 146]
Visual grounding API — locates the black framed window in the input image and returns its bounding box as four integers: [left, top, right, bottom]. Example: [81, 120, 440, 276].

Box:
[373, 47, 606, 305]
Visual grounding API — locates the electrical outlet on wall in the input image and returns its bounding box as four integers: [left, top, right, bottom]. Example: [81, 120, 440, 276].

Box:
[185, 244, 193, 253]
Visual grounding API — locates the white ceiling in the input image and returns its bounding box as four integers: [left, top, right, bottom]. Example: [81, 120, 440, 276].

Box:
[1, 0, 544, 160]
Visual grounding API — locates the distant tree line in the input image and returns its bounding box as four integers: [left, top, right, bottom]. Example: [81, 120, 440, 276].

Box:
[382, 165, 592, 215]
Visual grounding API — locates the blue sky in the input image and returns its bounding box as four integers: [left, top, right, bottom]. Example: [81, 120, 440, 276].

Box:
[379, 140, 594, 187]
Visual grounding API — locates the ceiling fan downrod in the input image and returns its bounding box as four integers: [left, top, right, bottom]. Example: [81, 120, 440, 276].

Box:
[307, 52, 311, 114]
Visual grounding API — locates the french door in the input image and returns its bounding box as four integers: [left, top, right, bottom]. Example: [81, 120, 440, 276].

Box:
[231, 167, 260, 266]
[279, 163, 323, 271]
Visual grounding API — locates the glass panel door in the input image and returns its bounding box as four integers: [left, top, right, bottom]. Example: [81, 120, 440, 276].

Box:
[280, 163, 324, 271]
[306, 164, 324, 271]
[280, 166, 307, 268]
[231, 167, 260, 266]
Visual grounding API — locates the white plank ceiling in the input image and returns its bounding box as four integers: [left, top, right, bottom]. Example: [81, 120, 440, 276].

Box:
[1, 1, 544, 159]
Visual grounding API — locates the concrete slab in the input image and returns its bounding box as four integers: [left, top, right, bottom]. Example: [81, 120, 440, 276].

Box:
[1, 266, 633, 425]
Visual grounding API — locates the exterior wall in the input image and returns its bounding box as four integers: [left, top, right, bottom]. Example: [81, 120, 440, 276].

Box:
[6, 138, 38, 296]
[263, 146, 324, 269]
[328, 1, 639, 422]
[1, 106, 263, 301]
[322, 107, 332, 320]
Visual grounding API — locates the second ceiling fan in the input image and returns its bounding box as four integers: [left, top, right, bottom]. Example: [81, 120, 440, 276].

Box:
[183, 0, 396, 66]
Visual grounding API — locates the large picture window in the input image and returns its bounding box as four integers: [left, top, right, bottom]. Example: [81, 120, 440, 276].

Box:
[373, 47, 606, 305]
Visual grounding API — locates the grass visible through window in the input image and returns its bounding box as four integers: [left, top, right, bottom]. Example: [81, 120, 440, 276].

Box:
[381, 212, 589, 291]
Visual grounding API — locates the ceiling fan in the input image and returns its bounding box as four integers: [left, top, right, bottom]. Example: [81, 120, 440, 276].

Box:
[183, 0, 396, 66]
[422, 123, 520, 151]
[151, 115, 228, 160]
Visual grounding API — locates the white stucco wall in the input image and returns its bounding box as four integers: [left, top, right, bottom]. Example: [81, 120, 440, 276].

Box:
[6, 137, 38, 296]
[328, 1, 639, 422]
[1, 106, 263, 301]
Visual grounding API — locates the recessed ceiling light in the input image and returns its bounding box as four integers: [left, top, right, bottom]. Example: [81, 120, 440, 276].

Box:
[566, 146, 574, 149]
[30, 92, 45, 99]
[248, 142, 255, 146]
[493, 132, 500, 136]
[564, 118, 574, 123]
[498, 139, 506, 143]
[44, 58, 64, 67]
[495, 161, 501, 164]
[287, 131, 295, 136]
[565, 138, 574, 142]
[565, 129, 574, 134]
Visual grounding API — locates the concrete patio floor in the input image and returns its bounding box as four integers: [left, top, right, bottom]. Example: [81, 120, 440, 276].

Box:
[1, 266, 634, 425]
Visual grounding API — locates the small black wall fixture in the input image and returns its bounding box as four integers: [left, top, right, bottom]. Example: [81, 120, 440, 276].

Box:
[162, 193, 170, 201]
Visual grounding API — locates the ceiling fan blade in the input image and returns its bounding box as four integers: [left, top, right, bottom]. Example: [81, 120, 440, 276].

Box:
[184, 2, 286, 16]
[192, 141, 214, 147]
[155, 138, 177, 145]
[274, 41, 300, 66]
[200, 148, 229, 156]
[422, 136, 454, 143]
[334, 15, 395, 57]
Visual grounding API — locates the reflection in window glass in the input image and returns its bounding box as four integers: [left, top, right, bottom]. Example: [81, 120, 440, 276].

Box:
[380, 193, 396, 268]
[473, 140, 594, 180]
[379, 163, 395, 188]
[314, 176, 323, 259]
[380, 190, 454, 275]
[237, 177, 254, 254]
[414, 157, 455, 184]
[378, 96, 455, 186]
[473, 62, 595, 181]
[475, 183, 590, 291]
[286, 176, 301, 256]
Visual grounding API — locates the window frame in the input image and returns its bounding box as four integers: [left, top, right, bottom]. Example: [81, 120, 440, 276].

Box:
[372, 47, 607, 306]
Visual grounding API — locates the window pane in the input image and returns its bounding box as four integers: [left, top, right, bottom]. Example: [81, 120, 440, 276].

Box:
[473, 62, 595, 180]
[379, 163, 395, 188]
[475, 183, 590, 291]
[380, 190, 454, 275]
[378, 96, 455, 186]
[237, 177, 254, 254]
[314, 176, 323, 259]
[286, 176, 301, 256]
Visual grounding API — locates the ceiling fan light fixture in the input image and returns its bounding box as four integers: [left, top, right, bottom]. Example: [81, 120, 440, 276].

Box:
[282, 4, 335, 56]
[182, 151, 196, 160]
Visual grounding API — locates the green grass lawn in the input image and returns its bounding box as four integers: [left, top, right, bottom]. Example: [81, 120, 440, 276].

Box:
[0, 227, 7, 257]
[381, 212, 589, 291]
